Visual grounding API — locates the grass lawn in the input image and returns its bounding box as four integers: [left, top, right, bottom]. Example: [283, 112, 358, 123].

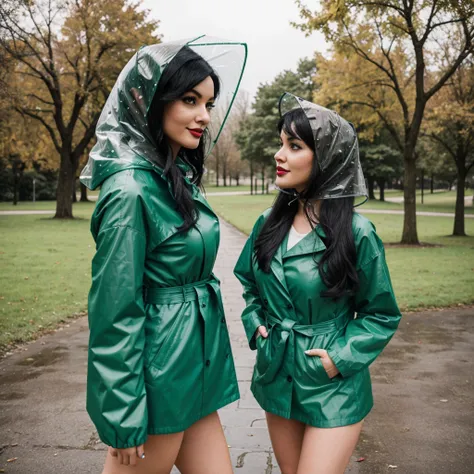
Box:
[208, 194, 474, 313]
[0, 205, 95, 350]
[1, 193, 473, 351]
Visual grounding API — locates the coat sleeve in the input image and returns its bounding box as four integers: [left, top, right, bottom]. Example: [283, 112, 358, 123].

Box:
[86, 184, 148, 449]
[234, 215, 267, 350]
[327, 221, 402, 378]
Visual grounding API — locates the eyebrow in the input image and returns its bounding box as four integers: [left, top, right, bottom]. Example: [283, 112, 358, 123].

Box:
[189, 89, 215, 101]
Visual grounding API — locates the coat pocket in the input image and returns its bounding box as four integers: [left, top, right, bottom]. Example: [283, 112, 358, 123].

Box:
[255, 334, 271, 376]
[144, 305, 183, 370]
[298, 334, 340, 385]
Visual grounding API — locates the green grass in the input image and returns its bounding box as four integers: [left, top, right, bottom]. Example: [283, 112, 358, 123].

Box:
[1, 193, 473, 350]
[0, 205, 95, 350]
[208, 194, 474, 313]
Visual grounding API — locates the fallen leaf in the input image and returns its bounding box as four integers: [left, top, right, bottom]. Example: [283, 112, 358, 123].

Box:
[7, 457, 18, 462]
[11, 443, 18, 447]
[356, 457, 366, 462]
[388, 465, 398, 469]
[440, 399, 448, 403]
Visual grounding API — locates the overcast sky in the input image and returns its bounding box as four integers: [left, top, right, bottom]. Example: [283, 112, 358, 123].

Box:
[142, 0, 328, 101]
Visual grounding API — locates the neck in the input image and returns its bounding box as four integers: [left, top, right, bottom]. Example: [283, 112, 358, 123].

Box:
[297, 199, 322, 221]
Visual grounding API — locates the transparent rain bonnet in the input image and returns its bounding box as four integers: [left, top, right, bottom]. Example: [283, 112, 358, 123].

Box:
[278, 92, 368, 206]
[80, 35, 248, 189]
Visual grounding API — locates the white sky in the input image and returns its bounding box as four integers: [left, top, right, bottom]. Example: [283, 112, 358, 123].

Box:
[143, 0, 328, 101]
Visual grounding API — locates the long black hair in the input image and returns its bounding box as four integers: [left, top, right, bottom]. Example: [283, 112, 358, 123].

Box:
[254, 108, 359, 299]
[147, 46, 220, 232]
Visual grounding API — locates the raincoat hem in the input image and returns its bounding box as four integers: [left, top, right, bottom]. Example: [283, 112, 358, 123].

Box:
[254, 395, 373, 428]
[146, 393, 240, 434]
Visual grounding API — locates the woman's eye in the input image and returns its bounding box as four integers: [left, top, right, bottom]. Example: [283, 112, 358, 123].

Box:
[206, 103, 215, 110]
[182, 96, 196, 105]
[291, 144, 301, 150]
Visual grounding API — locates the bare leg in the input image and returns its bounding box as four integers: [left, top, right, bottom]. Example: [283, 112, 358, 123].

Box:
[175, 412, 233, 474]
[102, 431, 184, 474]
[297, 421, 363, 474]
[266, 412, 306, 474]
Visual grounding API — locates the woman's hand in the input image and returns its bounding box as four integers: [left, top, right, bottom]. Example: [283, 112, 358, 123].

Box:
[305, 348, 340, 378]
[255, 325, 268, 339]
[108, 444, 145, 466]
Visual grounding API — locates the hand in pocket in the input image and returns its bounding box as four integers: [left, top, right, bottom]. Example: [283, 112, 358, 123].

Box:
[305, 348, 340, 379]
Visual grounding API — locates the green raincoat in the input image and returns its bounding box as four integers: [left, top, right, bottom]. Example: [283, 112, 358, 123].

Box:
[81, 37, 247, 448]
[234, 210, 401, 428]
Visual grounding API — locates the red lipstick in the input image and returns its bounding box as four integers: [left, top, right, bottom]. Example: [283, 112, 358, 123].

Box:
[276, 166, 289, 177]
[188, 128, 203, 138]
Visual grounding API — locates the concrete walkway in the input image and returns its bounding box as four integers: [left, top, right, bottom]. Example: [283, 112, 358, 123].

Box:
[1, 220, 474, 473]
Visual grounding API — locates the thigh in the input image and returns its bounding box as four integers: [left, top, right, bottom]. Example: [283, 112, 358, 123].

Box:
[102, 432, 184, 474]
[266, 412, 306, 474]
[175, 412, 232, 474]
[297, 421, 363, 474]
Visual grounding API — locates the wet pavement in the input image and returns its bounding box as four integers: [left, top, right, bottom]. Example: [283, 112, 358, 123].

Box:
[1, 219, 473, 473]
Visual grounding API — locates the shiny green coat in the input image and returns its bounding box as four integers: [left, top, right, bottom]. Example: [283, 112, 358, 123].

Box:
[234, 210, 401, 427]
[87, 163, 239, 449]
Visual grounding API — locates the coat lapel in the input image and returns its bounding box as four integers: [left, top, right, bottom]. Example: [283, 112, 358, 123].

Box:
[283, 227, 326, 260]
[270, 232, 290, 295]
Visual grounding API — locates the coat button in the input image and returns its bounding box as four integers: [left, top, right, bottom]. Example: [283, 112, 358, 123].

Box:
[287, 375, 293, 383]
[264, 299, 268, 305]
[287, 304, 292, 309]
[221, 317, 225, 323]
[205, 360, 211, 366]
[226, 353, 230, 359]
[202, 303, 206, 308]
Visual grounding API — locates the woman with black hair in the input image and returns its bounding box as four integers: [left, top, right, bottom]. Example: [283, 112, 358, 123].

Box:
[80, 37, 247, 473]
[234, 93, 401, 474]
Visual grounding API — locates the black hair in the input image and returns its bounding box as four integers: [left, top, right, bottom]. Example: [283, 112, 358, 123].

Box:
[254, 107, 359, 299]
[147, 46, 220, 232]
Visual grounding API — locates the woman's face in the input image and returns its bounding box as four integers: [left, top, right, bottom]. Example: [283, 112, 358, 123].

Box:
[274, 127, 314, 193]
[163, 76, 215, 158]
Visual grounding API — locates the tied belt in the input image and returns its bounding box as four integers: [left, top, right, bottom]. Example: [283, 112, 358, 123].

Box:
[255, 313, 348, 385]
[143, 275, 220, 305]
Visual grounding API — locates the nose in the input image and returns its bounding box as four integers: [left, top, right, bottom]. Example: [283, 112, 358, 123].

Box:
[196, 104, 211, 126]
[274, 146, 286, 163]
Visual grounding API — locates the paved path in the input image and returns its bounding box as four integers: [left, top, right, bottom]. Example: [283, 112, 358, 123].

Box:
[1, 220, 474, 473]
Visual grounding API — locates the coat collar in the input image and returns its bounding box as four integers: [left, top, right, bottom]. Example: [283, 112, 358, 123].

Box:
[282, 226, 326, 259]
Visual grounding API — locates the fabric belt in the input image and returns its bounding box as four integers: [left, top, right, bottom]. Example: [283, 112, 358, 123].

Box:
[143, 275, 220, 304]
[255, 313, 348, 385]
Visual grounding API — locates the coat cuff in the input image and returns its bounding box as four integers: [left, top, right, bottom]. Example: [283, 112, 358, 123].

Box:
[100, 432, 148, 450]
[242, 311, 265, 350]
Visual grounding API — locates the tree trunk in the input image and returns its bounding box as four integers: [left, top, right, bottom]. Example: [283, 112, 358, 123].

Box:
[261, 168, 265, 194]
[367, 176, 376, 200]
[55, 155, 75, 218]
[80, 182, 89, 202]
[223, 161, 227, 186]
[430, 174, 434, 194]
[250, 162, 254, 195]
[453, 167, 466, 236]
[72, 183, 77, 203]
[236, 175, 240, 186]
[378, 179, 386, 202]
[215, 157, 220, 187]
[401, 157, 419, 244]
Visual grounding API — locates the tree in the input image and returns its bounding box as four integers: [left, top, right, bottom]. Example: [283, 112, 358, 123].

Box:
[236, 58, 317, 193]
[295, 0, 474, 244]
[0, 0, 160, 218]
[360, 142, 402, 200]
[424, 57, 474, 235]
